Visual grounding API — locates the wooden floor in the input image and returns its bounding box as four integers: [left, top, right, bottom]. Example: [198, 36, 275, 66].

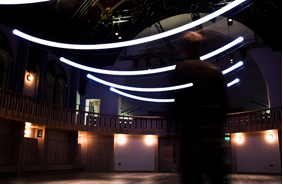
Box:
[0, 172, 281, 184]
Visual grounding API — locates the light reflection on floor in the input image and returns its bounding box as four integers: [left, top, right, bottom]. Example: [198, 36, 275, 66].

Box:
[0, 172, 281, 184]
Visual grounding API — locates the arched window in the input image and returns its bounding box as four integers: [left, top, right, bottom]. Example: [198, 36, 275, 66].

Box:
[45, 60, 67, 107]
[45, 72, 54, 103]
[0, 50, 11, 88]
[55, 78, 66, 107]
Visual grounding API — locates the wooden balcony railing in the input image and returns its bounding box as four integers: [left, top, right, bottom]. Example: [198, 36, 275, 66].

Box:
[0, 88, 179, 135]
[224, 106, 282, 133]
[0, 88, 281, 134]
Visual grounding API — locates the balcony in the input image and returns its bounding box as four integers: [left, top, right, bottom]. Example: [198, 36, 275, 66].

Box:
[0, 88, 281, 134]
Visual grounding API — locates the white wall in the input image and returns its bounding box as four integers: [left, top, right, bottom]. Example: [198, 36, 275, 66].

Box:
[248, 48, 282, 108]
[233, 130, 281, 173]
[114, 134, 156, 171]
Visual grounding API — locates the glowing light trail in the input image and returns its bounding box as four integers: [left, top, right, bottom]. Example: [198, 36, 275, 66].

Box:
[87, 74, 193, 92]
[200, 37, 244, 61]
[110, 87, 175, 103]
[222, 61, 243, 75]
[13, 0, 246, 50]
[0, 0, 50, 4]
[227, 78, 240, 87]
[60, 57, 176, 76]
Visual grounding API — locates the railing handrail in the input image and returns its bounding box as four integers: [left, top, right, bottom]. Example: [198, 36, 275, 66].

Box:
[226, 106, 282, 116]
[0, 87, 174, 119]
[0, 87, 282, 120]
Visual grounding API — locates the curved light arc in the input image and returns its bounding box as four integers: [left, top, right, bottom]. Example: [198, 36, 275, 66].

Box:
[0, 0, 50, 4]
[13, 0, 246, 50]
[200, 37, 244, 61]
[60, 57, 176, 75]
[60, 37, 243, 76]
[110, 87, 175, 103]
[227, 78, 240, 87]
[222, 61, 243, 75]
[87, 74, 193, 92]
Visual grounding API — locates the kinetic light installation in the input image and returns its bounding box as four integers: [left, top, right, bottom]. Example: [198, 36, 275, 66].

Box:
[200, 37, 244, 61]
[227, 78, 240, 87]
[60, 57, 176, 76]
[60, 40, 244, 76]
[0, 0, 50, 4]
[110, 87, 175, 103]
[110, 77, 241, 103]
[13, 0, 246, 50]
[222, 61, 243, 75]
[87, 74, 193, 92]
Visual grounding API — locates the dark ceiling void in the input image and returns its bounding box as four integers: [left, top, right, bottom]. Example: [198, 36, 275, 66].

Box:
[0, 0, 281, 68]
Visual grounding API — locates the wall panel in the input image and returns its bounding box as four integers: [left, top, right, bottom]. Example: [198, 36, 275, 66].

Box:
[0, 135, 13, 165]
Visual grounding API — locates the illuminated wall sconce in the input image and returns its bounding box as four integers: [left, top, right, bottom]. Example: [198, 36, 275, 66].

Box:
[25, 122, 31, 126]
[237, 136, 242, 142]
[119, 137, 125, 143]
[24, 128, 30, 135]
[147, 138, 153, 144]
[27, 73, 33, 81]
[268, 134, 274, 140]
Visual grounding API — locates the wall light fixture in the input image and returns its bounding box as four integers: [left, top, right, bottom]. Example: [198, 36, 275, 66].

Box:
[268, 134, 274, 140]
[27, 73, 33, 81]
[237, 136, 242, 142]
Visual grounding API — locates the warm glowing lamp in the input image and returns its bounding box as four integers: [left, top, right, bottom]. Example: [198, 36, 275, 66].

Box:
[148, 138, 153, 144]
[237, 136, 242, 142]
[119, 137, 124, 143]
[24, 129, 30, 135]
[268, 134, 273, 140]
[27, 73, 33, 81]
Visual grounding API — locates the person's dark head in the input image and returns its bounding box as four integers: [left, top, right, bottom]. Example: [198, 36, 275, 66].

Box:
[177, 31, 205, 59]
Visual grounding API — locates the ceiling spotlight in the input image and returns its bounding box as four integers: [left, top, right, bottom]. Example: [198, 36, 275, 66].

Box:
[268, 134, 274, 140]
[118, 36, 122, 39]
[133, 59, 139, 69]
[114, 24, 119, 35]
[227, 18, 233, 26]
[159, 58, 166, 67]
[229, 53, 234, 63]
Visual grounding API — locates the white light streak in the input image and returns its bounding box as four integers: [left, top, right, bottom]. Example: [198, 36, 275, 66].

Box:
[60, 45, 243, 76]
[227, 78, 240, 87]
[0, 0, 50, 4]
[222, 61, 244, 75]
[87, 74, 193, 92]
[12, 0, 246, 50]
[60, 57, 176, 76]
[110, 87, 175, 103]
[200, 37, 244, 61]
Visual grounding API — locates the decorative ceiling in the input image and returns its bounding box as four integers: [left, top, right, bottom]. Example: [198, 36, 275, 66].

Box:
[0, 0, 281, 68]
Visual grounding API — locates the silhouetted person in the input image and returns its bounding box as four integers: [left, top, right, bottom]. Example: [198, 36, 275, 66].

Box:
[174, 32, 228, 183]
